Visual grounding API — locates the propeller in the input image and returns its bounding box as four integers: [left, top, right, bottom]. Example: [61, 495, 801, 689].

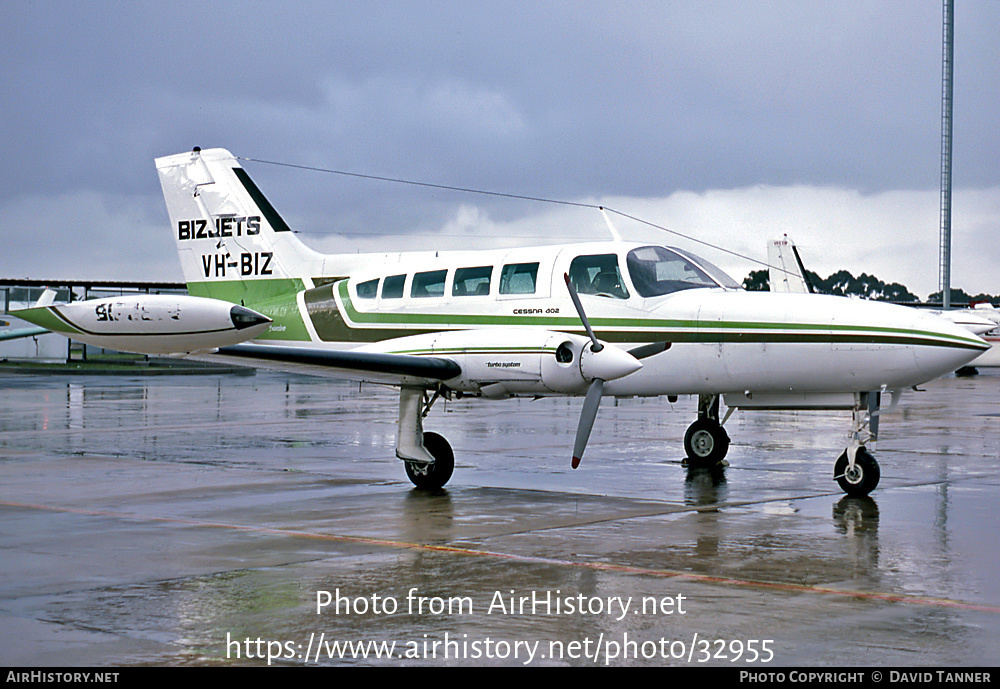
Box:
[573, 378, 604, 469]
[564, 273, 602, 353]
[627, 341, 672, 360]
[563, 273, 644, 468]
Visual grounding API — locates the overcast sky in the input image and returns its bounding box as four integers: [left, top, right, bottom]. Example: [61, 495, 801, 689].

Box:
[2, 1, 998, 298]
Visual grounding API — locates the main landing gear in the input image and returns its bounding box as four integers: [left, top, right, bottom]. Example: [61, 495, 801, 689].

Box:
[683, 394, 731, 467]
[396, 387, 454, 490]
[403, 431, 454, 490]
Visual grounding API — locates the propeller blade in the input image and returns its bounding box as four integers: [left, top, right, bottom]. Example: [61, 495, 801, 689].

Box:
[563, 273, 602, 352]
[627, 341, 672, 360]
[572, 378, 604, 468]
[564, 271, 639, 468]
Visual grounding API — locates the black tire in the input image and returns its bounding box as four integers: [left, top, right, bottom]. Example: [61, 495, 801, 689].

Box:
[404, 431, 455, 490]
[683, 418, 730, 466]
[834, 447, 880, 497]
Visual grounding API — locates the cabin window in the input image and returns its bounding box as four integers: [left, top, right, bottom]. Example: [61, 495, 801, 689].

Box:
[453, 266, 492, 296]
[382, 274, 406, 299]
[411, 269, 448, 298]
[626, 246, 718, 297]
[356, 278, 379, 299]
[499, 262, 539, 295]
[568, 254, 629, 299]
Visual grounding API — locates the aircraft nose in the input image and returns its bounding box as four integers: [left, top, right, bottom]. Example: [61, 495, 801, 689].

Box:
[912, 311, 990, 378]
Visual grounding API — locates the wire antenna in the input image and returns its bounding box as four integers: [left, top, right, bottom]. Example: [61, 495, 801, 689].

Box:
[238, 156, 781, 274]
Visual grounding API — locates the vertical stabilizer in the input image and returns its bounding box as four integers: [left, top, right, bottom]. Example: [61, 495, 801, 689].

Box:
[155, 148, 326, 307]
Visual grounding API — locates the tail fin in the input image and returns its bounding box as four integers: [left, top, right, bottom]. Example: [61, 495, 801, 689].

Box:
[155, 148, 326, 306]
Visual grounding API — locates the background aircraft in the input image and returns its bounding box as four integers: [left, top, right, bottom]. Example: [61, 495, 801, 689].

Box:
[15, 149, 989, 496]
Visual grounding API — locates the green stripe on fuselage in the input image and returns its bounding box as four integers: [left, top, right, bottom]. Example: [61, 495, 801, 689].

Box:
[332, 281, 987, 351]
[303, 283, 352, 341]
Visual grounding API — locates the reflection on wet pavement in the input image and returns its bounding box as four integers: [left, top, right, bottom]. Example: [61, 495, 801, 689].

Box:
[1, 370, 998, 665]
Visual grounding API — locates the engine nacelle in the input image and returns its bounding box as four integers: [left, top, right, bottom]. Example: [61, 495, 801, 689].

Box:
[359, 328, 637, 397]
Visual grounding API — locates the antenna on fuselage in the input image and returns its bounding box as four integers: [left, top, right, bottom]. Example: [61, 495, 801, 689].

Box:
[599, 206, 622, 242]
[239, 155, 775, 270]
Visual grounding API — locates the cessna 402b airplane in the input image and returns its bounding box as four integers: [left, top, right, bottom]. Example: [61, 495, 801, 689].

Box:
[14, 148, 989, 496]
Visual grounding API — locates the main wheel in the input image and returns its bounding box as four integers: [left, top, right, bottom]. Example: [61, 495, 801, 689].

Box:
[683, 418, 730, 466]
[834, 447, 880, 497]
[404, 431, 455, 490]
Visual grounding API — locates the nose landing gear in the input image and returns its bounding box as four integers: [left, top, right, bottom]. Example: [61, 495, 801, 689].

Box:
[683, 394, 731, 467]
[832, 391, 884, 497]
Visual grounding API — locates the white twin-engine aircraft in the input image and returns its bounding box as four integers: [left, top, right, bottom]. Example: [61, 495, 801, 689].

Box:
[16, 148, 989, 496]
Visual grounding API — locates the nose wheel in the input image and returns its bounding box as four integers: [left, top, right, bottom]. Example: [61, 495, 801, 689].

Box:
[683, 394, 731, 467]
[683, 417, 731, 466]
[834, 447, 880, 497]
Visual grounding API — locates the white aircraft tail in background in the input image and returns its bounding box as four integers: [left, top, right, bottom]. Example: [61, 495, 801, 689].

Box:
[767, 235, 812, 294]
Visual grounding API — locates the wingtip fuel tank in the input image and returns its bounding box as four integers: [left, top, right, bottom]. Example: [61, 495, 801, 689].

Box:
[13, 294, 272, 355]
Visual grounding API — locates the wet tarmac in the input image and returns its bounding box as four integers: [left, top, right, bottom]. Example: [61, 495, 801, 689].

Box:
[0, 367, 998, 667]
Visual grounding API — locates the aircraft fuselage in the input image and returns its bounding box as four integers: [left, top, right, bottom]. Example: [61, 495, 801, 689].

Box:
[188, 240, 986, 399]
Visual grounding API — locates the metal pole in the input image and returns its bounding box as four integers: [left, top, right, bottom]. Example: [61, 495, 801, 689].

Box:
[939, 0, 954, 308]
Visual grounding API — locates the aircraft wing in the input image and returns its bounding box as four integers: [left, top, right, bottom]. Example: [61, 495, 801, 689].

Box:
[189, 343, 463, 387]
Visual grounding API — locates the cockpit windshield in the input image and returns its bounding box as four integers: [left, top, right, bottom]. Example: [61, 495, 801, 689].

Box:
[626, 245, 734, 297]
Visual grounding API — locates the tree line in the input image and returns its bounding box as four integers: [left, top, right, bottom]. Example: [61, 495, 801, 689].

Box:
[742, 268, 999, 306]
